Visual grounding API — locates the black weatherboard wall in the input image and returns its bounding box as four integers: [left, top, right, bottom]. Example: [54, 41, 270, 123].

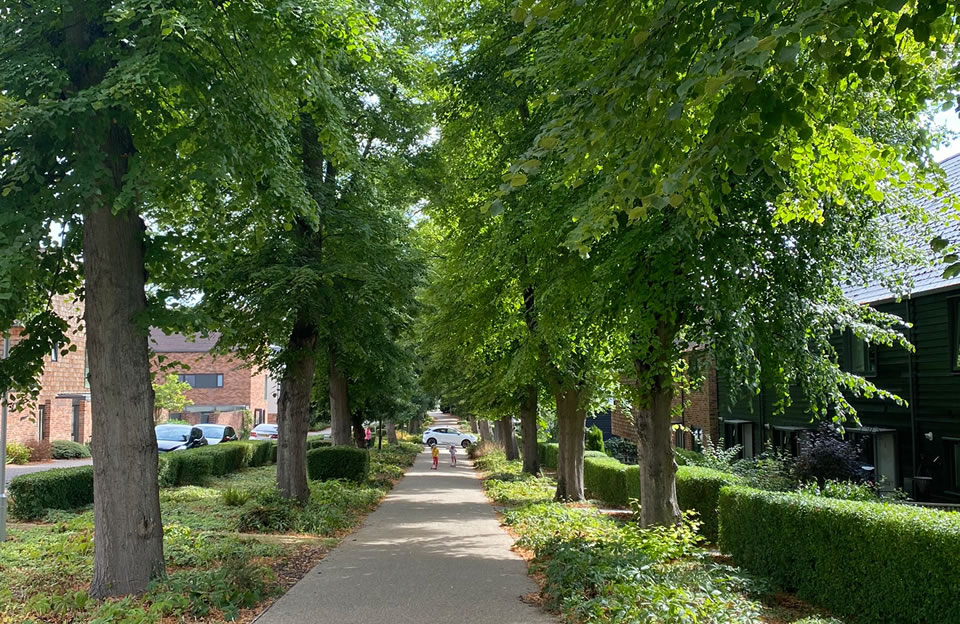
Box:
[718, 152, 960, 502]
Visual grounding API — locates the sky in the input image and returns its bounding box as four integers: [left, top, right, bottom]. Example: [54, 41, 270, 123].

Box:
[931, 110, 960, 161]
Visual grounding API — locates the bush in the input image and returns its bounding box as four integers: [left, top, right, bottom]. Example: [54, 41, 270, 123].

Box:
[236, 489, 297, 532]
[233, 440, 274, 467]
[26, 440, 52, 462]
[8, 466, 94, 519]
[306, 437, 332, 451]
[795, 423, 865, 484]
[51, 439, 92, 459]
[675, 465, 743, 542]
[605, 436, 637, 464]
[583, 455, 629, 507]
[190, 444, 248, 476]
[222, 487, 252, 506]
[306, 447, 369, 483]
[5, 441, 31, 465]
[673, 447, 703, 466]
[538, 442, 559, 469]
[719, 485, 960, 623]
[585, 425, 604, 453]
[158, 451, 213, 487]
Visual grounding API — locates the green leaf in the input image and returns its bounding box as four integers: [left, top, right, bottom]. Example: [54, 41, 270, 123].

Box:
[932, 236, 950, 252]
[944, 262, 960, 279]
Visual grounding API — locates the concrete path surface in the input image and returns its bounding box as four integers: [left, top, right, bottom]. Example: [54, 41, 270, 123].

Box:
[255, 414, 554, 624]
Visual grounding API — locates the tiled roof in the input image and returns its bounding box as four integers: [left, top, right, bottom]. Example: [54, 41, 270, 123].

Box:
[149, 328, 221, 353]
[844, 152, 960, 304]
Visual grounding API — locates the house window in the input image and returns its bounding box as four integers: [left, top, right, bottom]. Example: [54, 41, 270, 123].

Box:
[850, 337, 877, 377]
[178, 373, 223, 389]
[199, 412, 212, 424]
[71, 404, 82, 442]
[672, 422, 686, 449]
[254, 408, 265, 425]
[51, 344, 59, 362]
[264, 376, 268, 400]
[37, 405, 46, 441]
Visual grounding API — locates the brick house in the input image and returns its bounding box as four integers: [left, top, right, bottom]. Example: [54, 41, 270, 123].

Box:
[149, 329, 271, 432]
[5, 296, 91, 446]
[611, 360, 720, 451]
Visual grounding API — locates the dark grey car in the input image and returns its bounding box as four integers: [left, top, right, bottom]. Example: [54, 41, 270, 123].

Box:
[155, 424, 208, 452]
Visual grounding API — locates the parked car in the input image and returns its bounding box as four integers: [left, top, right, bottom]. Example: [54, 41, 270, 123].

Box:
[196, 424, 239, 445]
[422, 427, 477, 448]
[155, 424, 208, 452]
[249, 423, 279, 440]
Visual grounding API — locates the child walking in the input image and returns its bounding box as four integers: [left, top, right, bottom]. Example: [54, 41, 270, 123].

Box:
[431, 444, 440, 470]
[448, 443, 457, 467]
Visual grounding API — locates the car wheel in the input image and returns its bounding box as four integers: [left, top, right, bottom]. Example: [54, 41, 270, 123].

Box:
[461, 439, 471, 448]
[426, 437, 437, 446]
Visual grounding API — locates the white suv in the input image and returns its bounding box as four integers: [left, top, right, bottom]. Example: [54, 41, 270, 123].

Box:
[423, 427, 477, 448]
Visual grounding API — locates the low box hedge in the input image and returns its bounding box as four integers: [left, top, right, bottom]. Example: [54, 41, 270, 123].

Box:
[306, 447, 369, 483]
[306, 437, 332, 451]
[8, 466, 94, 520]
[584, 455, 629, 507]
[719, 485, 960, 624]
[50, 439, 92, 459]
[674, 466, 742, 542]
[538, 442, 559, 469]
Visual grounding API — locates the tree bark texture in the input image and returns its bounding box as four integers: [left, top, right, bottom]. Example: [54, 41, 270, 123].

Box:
[469, 415, 479, 434]
[478, 419, 492, 442]
[501, 414, 519, 461]
[492, 419, 503, 444]
[634, 323, 681, 527]
[85, 200, 166, 598]
[554, 387, 587, 501]
[276, 316, 318, 504]
[520, 385, 540, 475]
[386, 421, 398, 444]
[329, 347, 352, 446]
[409, 416, 421, 435]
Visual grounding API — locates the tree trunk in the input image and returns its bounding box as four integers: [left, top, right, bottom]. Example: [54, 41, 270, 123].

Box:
[634, 323, 681, 527]
[520, 385, 540, 475]
[469, 415, 479, 434]
[554, 387, 586, 501]
[352, 411, 366, 448]
[492, 419, 503, 443]
[409, 415, 421, 435]
[501, 414, 519, 461]
[478, 419, 492, 442]
[386, 421, 398, 444]
[86, 199, 166, 598]
[329, 346, 352, 446]
[276, 316, 317, 503]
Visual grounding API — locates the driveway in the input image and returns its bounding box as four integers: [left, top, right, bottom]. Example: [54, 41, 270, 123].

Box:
[3, 458, 93, 486]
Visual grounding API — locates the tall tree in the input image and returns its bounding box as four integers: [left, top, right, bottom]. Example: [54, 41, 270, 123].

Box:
[0, 0, 318, 594]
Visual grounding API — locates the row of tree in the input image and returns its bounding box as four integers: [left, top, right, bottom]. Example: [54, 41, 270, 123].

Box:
[0, 0, 431, 598]
[418, 0, 959, 528]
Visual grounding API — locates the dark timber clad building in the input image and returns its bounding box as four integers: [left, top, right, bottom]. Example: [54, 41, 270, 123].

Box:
[717, 153, 960, 502]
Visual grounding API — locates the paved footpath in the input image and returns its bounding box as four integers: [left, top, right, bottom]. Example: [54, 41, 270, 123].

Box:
[4, 458, 93, 485]
[255, 415, 555, 624]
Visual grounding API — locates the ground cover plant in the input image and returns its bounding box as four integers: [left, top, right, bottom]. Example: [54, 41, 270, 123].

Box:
[480, 450, 845, 624]
[0, 444, 417, 623]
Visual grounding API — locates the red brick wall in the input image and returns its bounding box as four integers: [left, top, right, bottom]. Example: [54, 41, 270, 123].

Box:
[151, 352, 265, 427]
[6, 296, 89, 445]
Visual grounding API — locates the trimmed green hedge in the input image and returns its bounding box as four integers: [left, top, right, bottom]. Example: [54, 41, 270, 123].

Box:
[306, 447, 369, 483]
[306, 437, 332, 451]
[719, 485, 960, 624]
[50, 439, 92, 459]
[8, 466, 94, 520]
[675, 466, 742, 542]
[583, 455, 629, 507]
[538, 442, 559, 469]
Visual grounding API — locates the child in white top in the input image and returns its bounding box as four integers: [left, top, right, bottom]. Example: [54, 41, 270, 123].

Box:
[448, 444, 457, 467]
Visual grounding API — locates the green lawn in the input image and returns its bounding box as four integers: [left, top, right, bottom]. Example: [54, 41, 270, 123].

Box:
[0, 443, 419, 624]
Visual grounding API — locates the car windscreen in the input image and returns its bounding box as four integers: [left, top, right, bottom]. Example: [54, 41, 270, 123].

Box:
[253, 426, 277, 433]
[156, 426, 191, 441]
[198, 425, 224, 436]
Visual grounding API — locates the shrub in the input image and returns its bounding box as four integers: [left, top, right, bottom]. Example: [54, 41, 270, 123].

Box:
[306, 437, 332, 451]
[236, 489, 297, 533]
[795, 423, 865, 484]
[538, 442, 559, 469]
[222, 487, 251, 506]
[673, 447, 703, 466]
[719, 485, 960, 624]
[50, 439, 92, 459]
[306, 447, 369, 483]
[158, 450, 213, 487]
[230, 440, 273, 467]
[26, 440, 52, 462]
[5, 441, 31, 465]
[8, 466, 94, 519]
[605, 436, 637, 464]
[585, 425, 604, 453]
[190, 444, 248, 476]
[583, 455, 629, 507]
[732, 444, 798, 491]
[467, 440, 499, 460]
[675, 465, 743, 542]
